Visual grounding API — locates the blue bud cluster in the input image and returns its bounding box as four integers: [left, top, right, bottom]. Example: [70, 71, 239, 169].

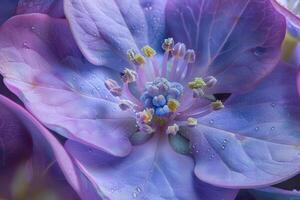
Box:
[140, 77, 183, 116]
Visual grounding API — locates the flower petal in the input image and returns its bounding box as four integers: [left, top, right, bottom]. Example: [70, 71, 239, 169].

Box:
[270, 0, 300, 39]
[17, 0, 64, 17]
[249, 187, 300, 200]
[0, 0, 19, 25]
[66, 135, 238, 200]
[0, 94, 83, 198]
[0, 14, 136, 157]
[166, 0, 286, 93]
[181, 62, 300, 187]
[64, 0, 166, 68]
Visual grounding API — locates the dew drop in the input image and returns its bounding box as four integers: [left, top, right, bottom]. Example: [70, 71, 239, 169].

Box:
[270, 126, 275, 131]
[31, 26, 36, 31]
[221, 145, 225, 150]
[271, 103, 276, 108]
[88, 148, 93, 152]
[22, 42, 30, 49]
[255, 127, 259, 131]
[253, 47, 266, 56]
[136, 187, 142, 193]
[209, 119, 214, 124]
[132, 192, 137, 198]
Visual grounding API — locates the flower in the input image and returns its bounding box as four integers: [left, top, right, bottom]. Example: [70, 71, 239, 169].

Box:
[0, 0, 299, 199]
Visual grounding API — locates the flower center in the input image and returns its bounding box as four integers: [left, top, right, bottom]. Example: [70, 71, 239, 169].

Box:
[104, 38, 224, 137]
[141, 77, 183, 117]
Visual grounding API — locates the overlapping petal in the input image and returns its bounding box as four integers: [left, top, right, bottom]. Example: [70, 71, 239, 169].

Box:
[248, 187, 300, 200]
[0, 0, 19, 25]
[181, 62, 300, 187]
[0, 14, 136, 157]
[166, 0, 286, 93]
[64, 0, 166, 69]
[66, 135, 238, 200]
[0, 94, 82, 199]
[270, 0, 300, 39]
[17, 0, 64, 17]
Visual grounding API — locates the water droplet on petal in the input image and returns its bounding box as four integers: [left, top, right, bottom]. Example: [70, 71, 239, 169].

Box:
[271, 103, 276, 108]
[255, 127, 259, 131]
[271, 126, 275, 131]
[23, 42, 30, 49]
[132, 192, 137, 198]
[31, 26, 36, 31]
[209, 119, 214, 124]
[136, 187, 142, 193]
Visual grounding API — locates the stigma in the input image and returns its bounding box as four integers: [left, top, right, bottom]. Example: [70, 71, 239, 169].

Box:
[141, 77, 183, 117]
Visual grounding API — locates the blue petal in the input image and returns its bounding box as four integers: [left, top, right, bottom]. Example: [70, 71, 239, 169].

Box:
[66, 135, 238, 200]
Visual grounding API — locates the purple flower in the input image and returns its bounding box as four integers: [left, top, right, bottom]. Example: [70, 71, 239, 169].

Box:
[0, 0, 299, 199]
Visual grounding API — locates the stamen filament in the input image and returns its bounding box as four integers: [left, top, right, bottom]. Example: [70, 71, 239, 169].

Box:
[122, 83, 141, 106]
[161, 51, 169, 77]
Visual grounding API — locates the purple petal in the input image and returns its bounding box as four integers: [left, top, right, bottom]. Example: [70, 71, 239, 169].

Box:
[66, 136, 238, 200]
[0, 0, 19, 25]
[0, 94, 83, 198]
[64, 0, 166, 68]
[166, 0, 286, 93]
[270, 0, 300, 39]
[249, 187, 300, 200]
[290, 44, 300, 69]
[181, 62, 300, 187]
[16, 0, 64, 17]
[0, 99, 32, 169]
[0, 14, 136, 157]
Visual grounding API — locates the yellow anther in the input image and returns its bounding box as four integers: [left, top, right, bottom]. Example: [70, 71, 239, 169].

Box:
[140, 108, 154, 124]
[127, 49, 145, 65]
[167, 99, 180, 112]
[142, 45, 156, 57]
[211, 100, 224, 110]
[188, 77, 206, 89]
[133, 54, 146, 65]
[166, 124, 179, 135]
[187, 117, 197, 126]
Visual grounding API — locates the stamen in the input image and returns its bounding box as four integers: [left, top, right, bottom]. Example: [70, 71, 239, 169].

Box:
[167, 99, 180, 112]
[211, 100, 224, 110]
[166, 123, 179, 135]
[188, 77, 206, 89]
[192, 88, 205, 98]
[104, 79, 122, 96]
[142, 45, 156, 58]
[170, 42, 186, 79]
[187, 117, 198, 127]
[138, 123, 155, 134]
[137, 108, 154, 124]
[172, 42, 186, 58]
[162, 38, 174, 52]
[120, 68, 137, 83]
[133, 54, 146, 65]
[161, 38, 174, 77]
[204, 76, 218, 88]
[127, 49, 145, 65]
[119, 100, 133, 111]
[177, 49, 195, 80]
[142, 45, 159, 77]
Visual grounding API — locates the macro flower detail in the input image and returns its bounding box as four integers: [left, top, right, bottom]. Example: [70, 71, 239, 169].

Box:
[0, 0, 299, 199]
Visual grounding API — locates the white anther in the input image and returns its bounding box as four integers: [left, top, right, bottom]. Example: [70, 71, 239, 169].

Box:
[166, 124, 179, 135]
